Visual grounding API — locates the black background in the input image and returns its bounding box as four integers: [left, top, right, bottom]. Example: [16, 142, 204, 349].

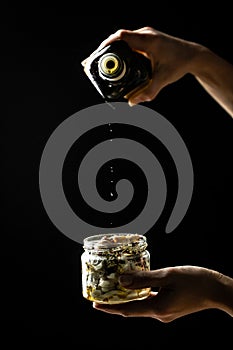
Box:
[2, 3, 233, 347]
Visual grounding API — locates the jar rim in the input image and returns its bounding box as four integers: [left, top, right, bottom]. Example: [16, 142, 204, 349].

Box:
[83, 232, 146, 250]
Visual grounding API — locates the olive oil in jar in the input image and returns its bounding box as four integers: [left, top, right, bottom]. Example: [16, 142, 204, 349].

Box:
[81, 233, 151, 304]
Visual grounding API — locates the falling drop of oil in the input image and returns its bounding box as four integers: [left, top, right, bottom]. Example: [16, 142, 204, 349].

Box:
[107, 123, 117, 227]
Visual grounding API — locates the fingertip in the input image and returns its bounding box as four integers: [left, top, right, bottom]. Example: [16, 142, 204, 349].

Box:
[93, 302, 98, 309]
[81, 59, 87, 67]
[128, 101, 136, 107]
[128, 98, 140, 107]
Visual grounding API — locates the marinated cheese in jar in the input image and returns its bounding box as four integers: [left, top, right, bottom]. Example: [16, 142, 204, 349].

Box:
[81, 233, 151, 304]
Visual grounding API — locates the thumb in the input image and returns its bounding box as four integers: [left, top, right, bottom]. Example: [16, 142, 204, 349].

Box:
[119, 269, 169, 289]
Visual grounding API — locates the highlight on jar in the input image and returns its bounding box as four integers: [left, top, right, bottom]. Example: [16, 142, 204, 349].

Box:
[81, 233, 151, 304]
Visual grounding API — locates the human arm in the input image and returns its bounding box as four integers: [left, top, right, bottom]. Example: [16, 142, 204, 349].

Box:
[93, 265, 233, 322]
[86, 27, 233, 117]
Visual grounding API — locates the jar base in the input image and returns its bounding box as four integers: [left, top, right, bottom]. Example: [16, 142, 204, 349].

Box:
[83, 287, 151, 304]
[93, 293, 151, 305]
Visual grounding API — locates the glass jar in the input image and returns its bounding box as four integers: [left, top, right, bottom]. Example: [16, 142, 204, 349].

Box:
[81, 233, 151, 304]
